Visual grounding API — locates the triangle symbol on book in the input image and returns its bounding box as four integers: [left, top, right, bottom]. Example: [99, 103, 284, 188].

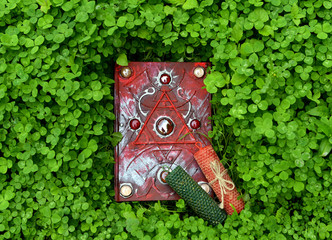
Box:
[134, 90, 196, 145]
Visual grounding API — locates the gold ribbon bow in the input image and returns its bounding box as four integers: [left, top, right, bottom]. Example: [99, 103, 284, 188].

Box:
[209, 160, 235, 209]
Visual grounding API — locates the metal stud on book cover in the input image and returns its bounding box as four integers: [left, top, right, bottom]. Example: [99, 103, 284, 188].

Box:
[114, 62, 213, 202]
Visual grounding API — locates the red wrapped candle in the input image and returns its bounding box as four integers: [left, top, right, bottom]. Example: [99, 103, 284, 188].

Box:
[194, 145, 245, 215]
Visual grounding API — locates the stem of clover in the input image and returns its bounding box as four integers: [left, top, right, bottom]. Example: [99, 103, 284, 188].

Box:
[178, 131, 212, 145]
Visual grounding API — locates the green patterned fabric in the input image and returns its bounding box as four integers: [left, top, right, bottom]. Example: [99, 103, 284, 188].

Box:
[165, 166, 227, 226]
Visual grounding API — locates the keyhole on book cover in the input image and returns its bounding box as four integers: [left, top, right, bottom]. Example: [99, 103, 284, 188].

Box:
[156, 117, 174, 136]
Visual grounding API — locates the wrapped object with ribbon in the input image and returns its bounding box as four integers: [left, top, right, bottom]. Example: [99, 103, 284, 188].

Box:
[194, 144, 245, 215]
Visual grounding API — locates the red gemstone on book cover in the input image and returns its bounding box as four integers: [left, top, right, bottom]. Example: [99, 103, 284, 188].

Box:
[114, 62, 212, 201]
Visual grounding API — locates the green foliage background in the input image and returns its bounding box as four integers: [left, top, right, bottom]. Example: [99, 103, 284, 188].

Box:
[0, 0, 332, 239]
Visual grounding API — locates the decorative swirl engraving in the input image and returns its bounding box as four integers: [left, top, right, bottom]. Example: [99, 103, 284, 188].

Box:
[139, 87, 155, 116]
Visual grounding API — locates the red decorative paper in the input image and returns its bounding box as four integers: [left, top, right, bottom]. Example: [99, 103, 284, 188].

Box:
[194, 145, 245, 215]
